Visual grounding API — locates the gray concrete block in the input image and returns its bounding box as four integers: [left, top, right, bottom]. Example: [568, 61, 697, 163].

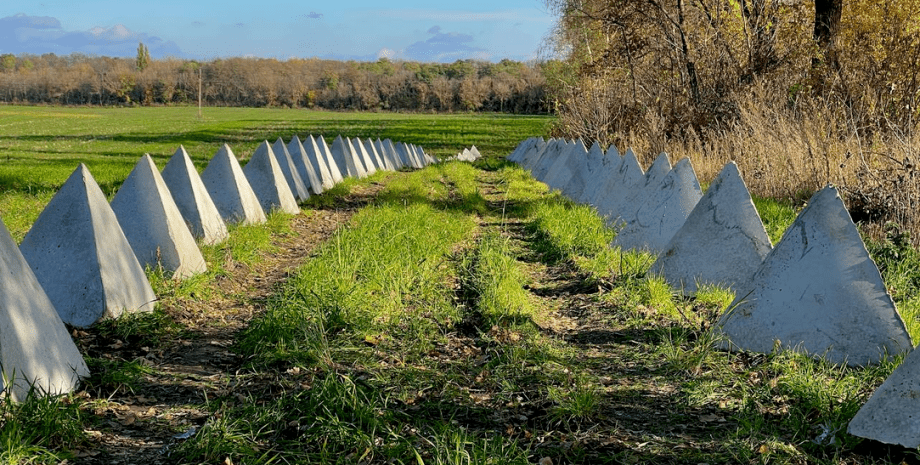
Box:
[848, 346, 920, 447]
[716, 185, 912, 366]
[365, 138, 388, 170]
[352, 137, 377, 175]
[243, 141, 300, 215]
[297, 135, 335, 190]
[576, 144, 622, 205]
[375, 138, 398, 171]
[592, 148, 644, 218]
[314, 135, 344, 184]
[281, 137, 320, 197]
[111, 154, 207, 279]
[332, 135, 367, 178]
[271, 137, 312, 200]
[561, 141, 603, 202]
[650, 162, 772, 294]
[200, 144, 267, 225]
[0, 215, 89, 400]
[20, 164, 156, 328]
[161, 146, 229, 245]
[612, 157, 702, 253]
[610, 152, 672, 227]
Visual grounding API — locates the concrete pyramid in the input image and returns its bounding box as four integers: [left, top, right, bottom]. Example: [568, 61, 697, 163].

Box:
[592, 148, 643, 216]
[716, 186, 912, 366]
[161, 146, 229, 245]
[352, 137, 377, 175]
[243, 141, 300, 215]
[395, 142, 413, 169]
[848, 346, 920, 447]
[375, 138, 398, 171]
[302, 136, 335, 189]
[612, 157, 702, 253]
[387, 139, 406, 169]
[576, 144, 621, 205]
[111, 154, 207, 279]
[507, 138, 533, 163]
[20, 164, 156, 328]
[272, 137, 311, 200]
[350, 137, 377, 176]
[533, 139, 566, 180]
[561, 141, 603, 201]
[610, 152, 672, 226]
[332, 135, 367, 178]
[365, 138, 388, 171]
[520, 138, 548, 170]
[201, 144, 267, 225]
[283, 137, 321, 196]
[315, 135, 344, 184]
[546, 139, 587, 192]
[0, 215, 89, 400]
[649, 162, 772, 294]
[469, 145, 481, 160]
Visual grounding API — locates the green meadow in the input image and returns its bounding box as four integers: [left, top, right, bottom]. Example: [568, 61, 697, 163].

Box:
[0, 106, 550, 239]
[0, 106, 919, 464]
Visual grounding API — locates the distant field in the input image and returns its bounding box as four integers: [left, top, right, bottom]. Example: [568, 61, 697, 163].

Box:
[0, 106, 552, 239]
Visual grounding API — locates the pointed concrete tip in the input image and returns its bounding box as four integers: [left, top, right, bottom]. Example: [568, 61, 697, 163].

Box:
[244, 141, 300, 215]
[201, 144, 267, 225]
[848, 346, 920, 447]
[272, 137, 312, 200]
[716, 185, 912, 366]
[650, 161, 772, 294]
[161, 145, 229, 245]
[112, 154, 207, 279]
[612, 157, 702, 253]
[20, 163, 156, 328]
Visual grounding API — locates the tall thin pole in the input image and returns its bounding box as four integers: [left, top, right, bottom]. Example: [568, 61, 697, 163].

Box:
[197, 67, 202, 119]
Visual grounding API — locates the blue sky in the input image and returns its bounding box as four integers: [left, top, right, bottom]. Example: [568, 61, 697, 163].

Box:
[0, 1, 555, 62]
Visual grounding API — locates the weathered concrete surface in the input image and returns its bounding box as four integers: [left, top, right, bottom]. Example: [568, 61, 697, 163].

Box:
[271, 137, 312, 200]
[532, 139, 566, 181]
[610, 152, 672, 227]
[365, 138, 388, 171]
[300, 135, 335, 189]
[507, 138, 535, 163]
[520, 138, 548, 170]
[848, 346, 920, 447]
[161, 146, 229, 245]
[592, 148, 644, 218]
[352, 137, 377, 175]
[716, 186, 913, 366]
[576, 145, 622, 205]
[315, 135, 344, 184]
[283, 137, 322, 196]
[375, 138, 398, 170]
[377, 139, 399, 170]
[200, 144, 267, 225]
[395, 142, 413, 169]
[243, 141, 301, 215]
[562, 141, 603, 202]
[0, 215, 89, 400]
[650, 162, 772, 294]
[333, 135, 368, 178]
[612, 157, 702, 253]
[111, 154, 207, 279]
[544, 140, 586, 192]
[20, 164, 156, 328]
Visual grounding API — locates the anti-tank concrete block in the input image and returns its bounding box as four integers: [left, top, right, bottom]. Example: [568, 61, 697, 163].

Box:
[650, 162, 772, 294]
[314, 135, 344, 184]
[612, 157, 702, 254]
[243, 141, 300, 215]
[352, 137, 377, 175]
[200, 144, 267, 225]
[111, 154, 207, 279]
[271, 137, 311, 200]
[0, 215, 89, 400]
[848, 346, 920, 447]
[610, 152, 672, 228]
[716, 185, 912, 366]
[20, 164, 156, 328]
[161, 146, 229, 245]
[592, 148, 643, 218]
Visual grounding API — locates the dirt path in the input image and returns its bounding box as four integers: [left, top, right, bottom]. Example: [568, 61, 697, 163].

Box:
[71, 183, 387, 465]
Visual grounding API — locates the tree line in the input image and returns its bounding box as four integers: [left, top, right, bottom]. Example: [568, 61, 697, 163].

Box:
[0, 52, 549, 114]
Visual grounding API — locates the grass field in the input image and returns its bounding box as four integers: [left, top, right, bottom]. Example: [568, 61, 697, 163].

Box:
[0, 106, 551, 240]
[1, 106, 919, 464]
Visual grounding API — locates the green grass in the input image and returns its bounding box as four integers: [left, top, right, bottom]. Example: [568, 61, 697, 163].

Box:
[0, 106, 550, 241]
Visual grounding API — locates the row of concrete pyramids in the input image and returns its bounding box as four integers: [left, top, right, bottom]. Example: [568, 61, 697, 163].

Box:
[449, 145, 482, 162]
[508, 136, 920, 448]
[0, 135, 433, 401]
